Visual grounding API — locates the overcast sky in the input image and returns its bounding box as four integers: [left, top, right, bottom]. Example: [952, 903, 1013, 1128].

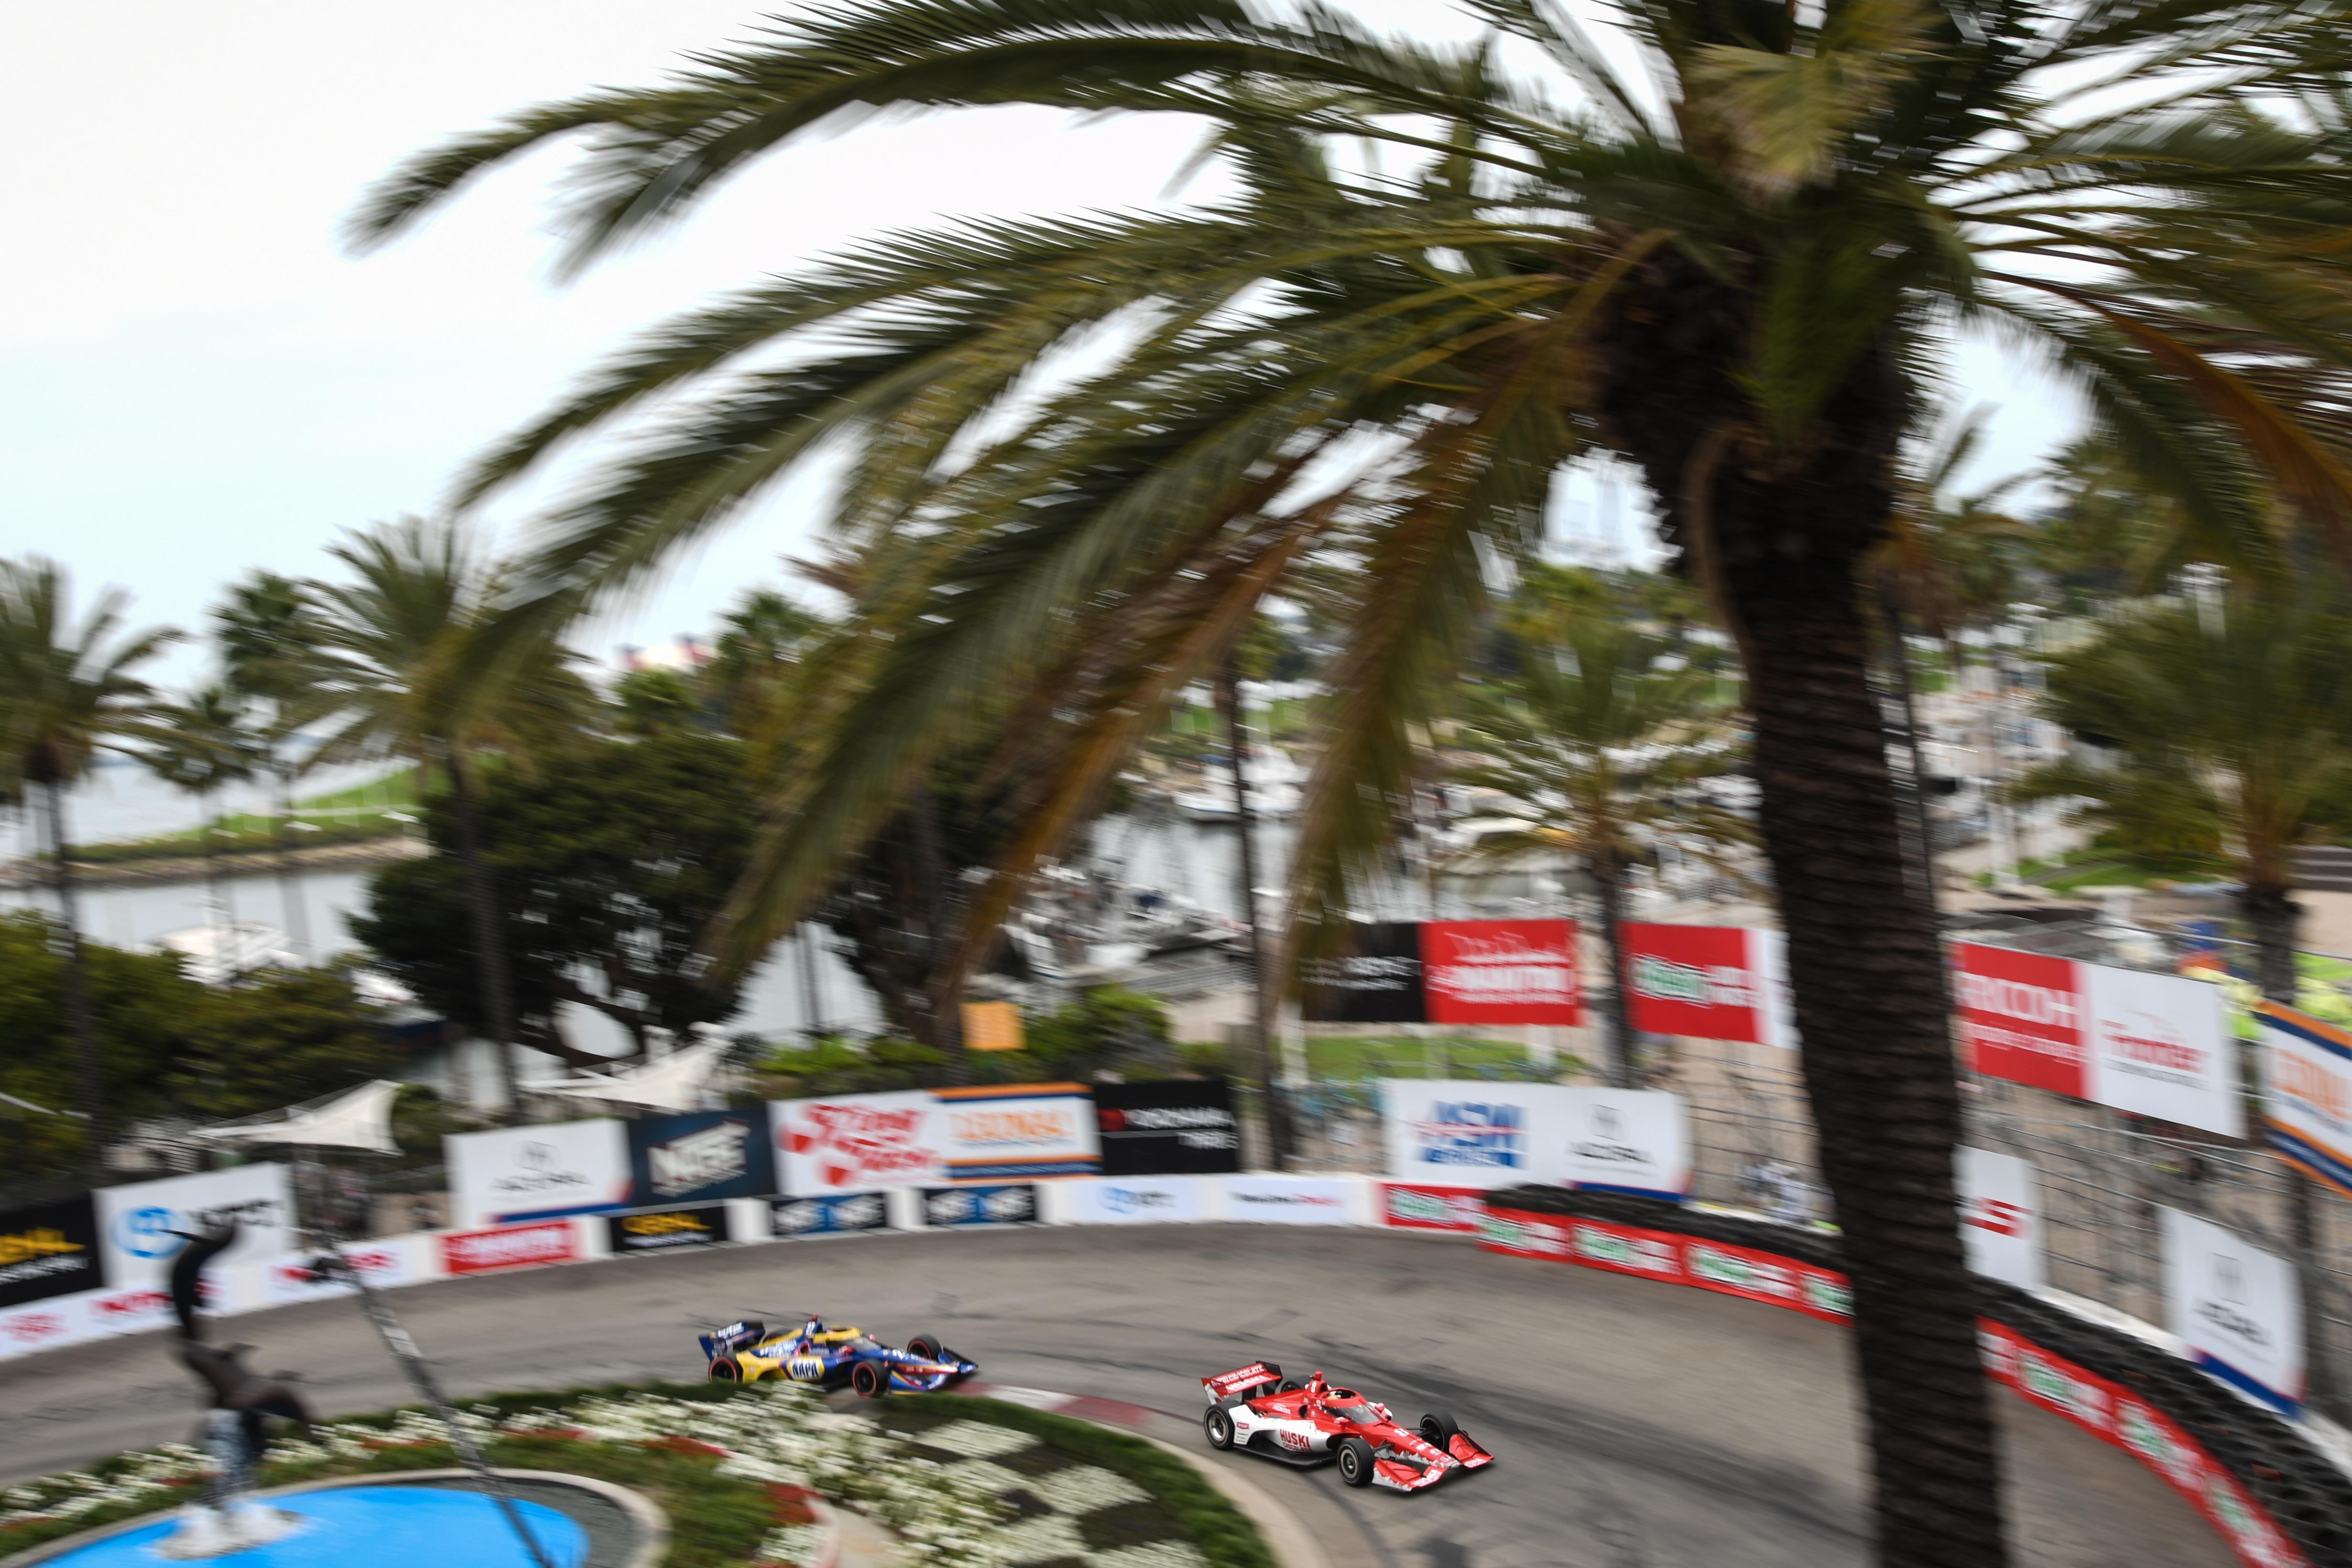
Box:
[0, 2, 2078, 686]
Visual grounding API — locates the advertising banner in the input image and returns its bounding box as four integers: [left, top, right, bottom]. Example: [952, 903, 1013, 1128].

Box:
[770, 1191, 891, 1238]
[1957, 946, 2242, 1136]
[440, 1220, 580, 1277]
[2258, 1001, 2352, 1196]
[1956, 1147, 2044, 1290]
[2162, 1206, 2305, 1416]
[1550, 1089, 1691, 1200]
[1299, 922, 1425, 1023]
[919, 1184, 1040, 1227]
[627, 1109, 777, 1207]
[0, 1293, 100, 1358]
[1223, 1176, 1353, 1224]
[1093, 1080, 1240, 1176]
[260, 1238, 427, 1305]
[0, 1194, 105, 1309]
[79, 1284, 178, 1337]
[447, 1119, 632, 1229]
[1378, 1184, 1487, 1233]
[94, 1165, 295, 1295]
[934, 1084, 1100, 1180]
[773, 1091, 941, 1194]
[1620, 926, 1793, 1047]
[1068, 1178, 1203, 1224]
[1380, 1080, 1573, 1189]
[1418, 920, 1582, 1025]
[607, 1203, 734, 1254]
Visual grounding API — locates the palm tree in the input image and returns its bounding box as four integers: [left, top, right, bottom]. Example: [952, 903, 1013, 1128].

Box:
[0, 558, 179, 1166]
[1450, 617, 1754, 1083]
[217, 571, 333, 960]
[352, 3, 2352, 1552]
[139, 685, 263, 979]
[305, 517, 594, 1114]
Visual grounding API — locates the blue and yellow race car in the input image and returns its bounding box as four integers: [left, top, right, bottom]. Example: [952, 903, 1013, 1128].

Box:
[697, 1316, 978, 1396]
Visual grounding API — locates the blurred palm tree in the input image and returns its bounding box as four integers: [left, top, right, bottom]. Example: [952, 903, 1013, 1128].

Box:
[139, 685, 264, 974]
[304, 517, 595, 1112]
[354, 0, 2352, 1549]
[0, 558, 179, 1165]
[217, 570, 336, 959]
[1450, 618, 1753, 1083]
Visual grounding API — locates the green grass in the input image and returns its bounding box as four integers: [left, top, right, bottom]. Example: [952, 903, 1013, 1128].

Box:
[1303, 1033, 1550, 1081]
[66, 769, 423, 864]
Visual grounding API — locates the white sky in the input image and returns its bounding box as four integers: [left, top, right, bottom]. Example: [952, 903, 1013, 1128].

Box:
[0, 1, 2078, 684]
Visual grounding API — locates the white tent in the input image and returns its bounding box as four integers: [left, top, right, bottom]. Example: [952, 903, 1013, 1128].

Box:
[190, 1078, 404, 1155]
[520, 1038, 730, 1113]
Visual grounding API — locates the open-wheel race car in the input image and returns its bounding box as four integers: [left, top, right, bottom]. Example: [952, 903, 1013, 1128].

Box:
[1201, 1361, 1494, 1492]
[698, 1315, 978, 1396]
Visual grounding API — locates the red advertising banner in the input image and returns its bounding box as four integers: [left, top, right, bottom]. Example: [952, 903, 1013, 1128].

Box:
[440, 1220, 578, 1277]
[1378, 1184, 1489, 1232]
[1417, 920, 1582, 1025]
[1954, 944, 2088, 1097]
[1621, 924, 1764, 1042]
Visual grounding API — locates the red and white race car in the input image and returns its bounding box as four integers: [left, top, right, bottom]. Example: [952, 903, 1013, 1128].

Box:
[1200, 1361, 1494, 1493]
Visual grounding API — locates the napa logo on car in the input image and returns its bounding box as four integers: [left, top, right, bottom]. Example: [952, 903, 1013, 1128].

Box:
[1411, 1102, 1525, 1168]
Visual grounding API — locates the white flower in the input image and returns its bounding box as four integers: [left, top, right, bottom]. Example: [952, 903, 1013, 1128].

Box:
[1029, 1465, 1149, 1514]
[923, 1421, 1040, 1461]
[1092, 1545, 1212, 1568]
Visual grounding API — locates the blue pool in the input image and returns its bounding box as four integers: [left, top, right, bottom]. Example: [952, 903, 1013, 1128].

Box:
[42, 1485, 588, 1568]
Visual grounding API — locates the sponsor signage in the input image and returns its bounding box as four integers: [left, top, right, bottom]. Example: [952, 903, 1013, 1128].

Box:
[1302, 921, 1582, 1024]
[627, 1108, 777, 1206]
[1379, 1184, 1487, 1233]
[94, 1165, 295, 1295]
[440, 1220, 580, 1276]
[1224, 1176, 1353, 1224]
[80, 1285, 177, 1335]
[262, 1240, 422, 1305]
[447, 1118, 633, 1229]
[1381, 1079, 1575, 1189]
[934, 1084, 1100, 1180]
[0, 1195, 105, 1309]
[770, 1191, 891, 1238]
[2257, 1001, 2352, 1198]
[0, 1294, 95, 1356]
[1620, 925, 1795, 1047]
[1068, 1178, 1202, 1224]
[1957, 946, 2243, 1136]
[1957, 1147, 2044, 1290]
[608, 1203, 734, 1253]
[1093, 1079, 1241, 1176]
[919, 1184, 1040, 1228]
[773, 1091, 941, 1194]
[2162, 1206, 2304, 1417]
[1551, 1089, 1691, 1200]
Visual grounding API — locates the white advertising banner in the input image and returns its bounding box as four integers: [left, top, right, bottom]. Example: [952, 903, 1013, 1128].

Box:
[933, 1085, 1101, 1180]
[2162, 1206, 2304, 1415]
[2083, 965, 2243, 1138]
[94, 1165, 296, 1295]
[447, 1119, 632, 1229]
[1956, 1147, 2044, 1290]
[0, 1290, 105, 1359]
[772, 1091, 943, 1195]
[1545, 1089, 1692, 1200]
[1380, 1080, 1574, 1189]
[257, 1236, 433, 1306]
[1746, 928, 1798, 1051]
[1068, 1178, 1203, 1224]
[1223, 1176, 1355, 1224]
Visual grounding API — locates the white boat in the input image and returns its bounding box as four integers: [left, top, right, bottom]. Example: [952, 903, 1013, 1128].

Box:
[1177, 748, 1308, 821]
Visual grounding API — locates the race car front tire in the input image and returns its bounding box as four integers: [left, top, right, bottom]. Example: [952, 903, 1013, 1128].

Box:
[708, 1358, 741, 1383]
[907, 1334, 942, 1361]
[1419, 1412, 1459, 1452]
[1203, 1407, 1236, 1451]
[851, 1362, 889, 1398]
[1335, 1436, 1375, 1488]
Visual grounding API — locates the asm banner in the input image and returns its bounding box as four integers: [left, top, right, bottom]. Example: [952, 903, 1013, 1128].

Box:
[2257, 1001, 2352, 1197]
[1381, 1079, 1574, 1189]
[1620, 925, 1793, 1047]
[1301, 921, 1581, 1024]
[1956, 945, 2243, 1136]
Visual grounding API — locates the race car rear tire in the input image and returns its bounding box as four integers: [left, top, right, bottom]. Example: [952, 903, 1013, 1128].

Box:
[1203, 1407, 1236, 1451]
[708, 1358, 741, 1383]
[851, 1361, 889, 1398]
[907, 1334, 942, 1361]
[1277, 1379, 1303, 1393]
[1419, 1412, 1460, 1452]
[1335, 1436, 1375, 1488]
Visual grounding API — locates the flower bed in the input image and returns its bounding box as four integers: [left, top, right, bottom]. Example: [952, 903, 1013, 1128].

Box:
[1, 1383, 1270, 1568]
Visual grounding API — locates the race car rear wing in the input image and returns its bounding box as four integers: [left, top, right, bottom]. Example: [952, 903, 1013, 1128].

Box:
[1202, 1361, 1284, 1403]
[699, 1320, 769, 1359]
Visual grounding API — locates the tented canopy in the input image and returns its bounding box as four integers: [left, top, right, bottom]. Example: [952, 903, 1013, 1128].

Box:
[520, 1038, 728, 1113]
[192, 1079, 403, 1155]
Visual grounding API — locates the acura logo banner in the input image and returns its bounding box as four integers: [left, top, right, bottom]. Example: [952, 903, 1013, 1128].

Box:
[1093, 1079, 1241, 1175]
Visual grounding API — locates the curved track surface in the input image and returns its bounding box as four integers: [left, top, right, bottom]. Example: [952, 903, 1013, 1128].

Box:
[1, 1226, 2232, 1568]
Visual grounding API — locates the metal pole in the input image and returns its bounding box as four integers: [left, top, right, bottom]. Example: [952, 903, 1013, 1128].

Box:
[319, 1250, 556, 1568]
[1219, 651, 1286, 1171]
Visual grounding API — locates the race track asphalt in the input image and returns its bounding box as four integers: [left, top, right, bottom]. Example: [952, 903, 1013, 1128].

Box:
[0, 1225, 2233, 1568]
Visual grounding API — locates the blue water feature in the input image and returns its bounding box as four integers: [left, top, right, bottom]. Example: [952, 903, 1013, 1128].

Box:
[42, 1486, 588, 1568]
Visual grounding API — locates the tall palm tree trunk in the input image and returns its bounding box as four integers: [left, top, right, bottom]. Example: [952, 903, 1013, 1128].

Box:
[1219, 653, 1288, 1171]
[42, 779, 105, 1175]
[443, 750, 522, 1118]
[1594, 863, 1635, 1087]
